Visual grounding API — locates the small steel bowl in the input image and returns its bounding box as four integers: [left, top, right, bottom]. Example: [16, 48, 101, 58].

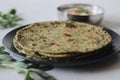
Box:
[57, 3, 104, 25]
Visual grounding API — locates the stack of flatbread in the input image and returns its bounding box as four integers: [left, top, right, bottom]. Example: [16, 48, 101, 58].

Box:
[13, 21, 112, 61]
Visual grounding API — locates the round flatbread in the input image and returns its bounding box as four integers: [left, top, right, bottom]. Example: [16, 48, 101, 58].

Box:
[13, 21, 112, 58]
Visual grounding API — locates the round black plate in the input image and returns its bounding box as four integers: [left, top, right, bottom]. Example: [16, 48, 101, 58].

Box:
[2, 25, 120, 67]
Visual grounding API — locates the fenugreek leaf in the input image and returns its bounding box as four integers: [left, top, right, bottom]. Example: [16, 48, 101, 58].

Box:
[0, 46, 56, 80]
[0, 9, 22, 29]
[29, 68, 56, 80]
[25, 71, 34, 80]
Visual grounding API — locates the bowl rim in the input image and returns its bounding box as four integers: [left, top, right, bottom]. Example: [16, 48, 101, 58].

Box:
[57, 3, 104, 16]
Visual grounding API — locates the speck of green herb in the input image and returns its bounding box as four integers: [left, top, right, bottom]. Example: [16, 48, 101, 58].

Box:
[77, 7, 90, 14]
[80, 24, 86, 27]
[0, 46, 56, 80]
[85, 48, 89, 52]
[0, 9, 22, 29]
[95, 38, 101, 44]
[91, 27, 95, 30]
[68, 20, 75, 24]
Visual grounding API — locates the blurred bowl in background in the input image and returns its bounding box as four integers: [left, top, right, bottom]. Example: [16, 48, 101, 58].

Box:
[57, 3, 104, 25]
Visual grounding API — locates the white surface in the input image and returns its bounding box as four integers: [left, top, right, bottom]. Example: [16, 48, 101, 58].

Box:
[0, 0, 120, 80]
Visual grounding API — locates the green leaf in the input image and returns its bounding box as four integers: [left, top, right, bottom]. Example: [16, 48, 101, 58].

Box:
[0, 9, 22, 29]
[13, 62, 32, 69]
[0, 46, 5, 51]
[1, 14, 8, 19]
[9, 9, 16, 14]
[13, 62, 31, 73]
[25, 71, 34, 80]
[29, 68, 56, 80]
[0, 54, 12, 61]
[0, 46, 56, 80]
[0, 46, 12, 61]
[14, 67, 28, 73]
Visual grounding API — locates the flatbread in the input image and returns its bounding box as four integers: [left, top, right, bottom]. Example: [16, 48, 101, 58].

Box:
[13, 21, 112, 58]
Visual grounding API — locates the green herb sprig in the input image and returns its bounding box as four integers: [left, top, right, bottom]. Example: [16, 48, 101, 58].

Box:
[0, 46, 56, 80]
[0, 9, 22, 29]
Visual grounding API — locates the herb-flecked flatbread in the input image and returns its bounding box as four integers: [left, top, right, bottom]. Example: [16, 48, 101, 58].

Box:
[13, 21, 112, 59]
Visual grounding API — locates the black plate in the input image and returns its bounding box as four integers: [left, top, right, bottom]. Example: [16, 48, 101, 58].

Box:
[2, 25, 120, 67]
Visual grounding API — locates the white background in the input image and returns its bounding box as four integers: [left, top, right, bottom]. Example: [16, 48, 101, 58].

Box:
[0, 0, 120, 80]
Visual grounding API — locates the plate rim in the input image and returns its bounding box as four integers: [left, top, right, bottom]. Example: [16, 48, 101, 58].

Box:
[2, 24, 120, 66]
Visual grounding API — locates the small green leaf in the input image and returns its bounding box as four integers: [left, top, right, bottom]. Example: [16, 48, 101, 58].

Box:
[25, 71, 34, 80]
[9, 9, 16, 14]
[14, 67, 27, 73]
[12, 62, 32, 73]
[0, 46, 5, 51]
[0, 54, 12, 61]
[0, 46, 12, 61]
[0, 9, 22, 29]
[29, 68, 56, 80]
[1, 14, 8, 19]
[13, 62, 32, 69]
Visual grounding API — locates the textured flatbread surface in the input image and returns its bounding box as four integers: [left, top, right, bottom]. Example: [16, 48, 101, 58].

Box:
[13, 21, 112, 58]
